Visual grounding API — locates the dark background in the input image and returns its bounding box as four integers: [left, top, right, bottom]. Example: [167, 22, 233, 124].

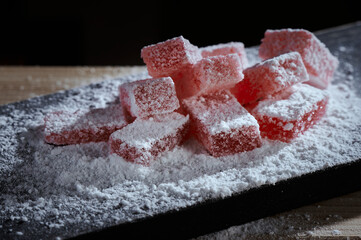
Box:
[1, 0, 359, 66]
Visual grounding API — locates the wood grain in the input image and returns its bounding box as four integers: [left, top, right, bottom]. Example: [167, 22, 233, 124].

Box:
[197, 191, 361, 239]
[0, 66, 146, 105]
[0, 66, 360, 239]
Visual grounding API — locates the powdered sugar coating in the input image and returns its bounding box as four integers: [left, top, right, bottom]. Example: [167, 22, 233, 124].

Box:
[109, 112, 189, 165]
[141, 36, 202, 78]
[259, 28, 339, 89]
[252, 83, 328, 121]
[251, 84, 328, 142]
[232, 52, 308, 105]
[44, 104, 128, 145]
[175, 54, 244, 99]
[260, 52, 308, 85]
[184, 91, 259, 133]
[183, 90, 261, 156]
[200, 42, 249, 69]
[193, 54, 244, 94]
[119, 77, 180, 118]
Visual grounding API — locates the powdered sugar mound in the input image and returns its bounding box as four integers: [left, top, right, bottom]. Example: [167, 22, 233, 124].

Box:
[1, 46, 360, 238]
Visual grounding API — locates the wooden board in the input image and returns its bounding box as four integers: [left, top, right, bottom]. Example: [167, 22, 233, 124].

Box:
[0, 66, 146, 105]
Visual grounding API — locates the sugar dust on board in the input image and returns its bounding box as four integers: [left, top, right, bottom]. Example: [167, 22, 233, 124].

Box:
[44, 29, 338, 165]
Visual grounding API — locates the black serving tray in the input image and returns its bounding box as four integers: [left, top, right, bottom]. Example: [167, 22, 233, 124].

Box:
[1, 22, 361, 240]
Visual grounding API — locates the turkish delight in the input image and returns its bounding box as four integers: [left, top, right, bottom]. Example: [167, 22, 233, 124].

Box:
[109, 112, 189, 165]
[44, 105, 128, 145]
[200, 42, 249, 69]
[183, 90, 262, 157]
[231, 52, 308, 105]
[250, 83, 328, 142]
[119, 77, 180, 118]
[141, 36, 202, 78]
[175, 54, 244, 99]
[259, 28, 339, 89]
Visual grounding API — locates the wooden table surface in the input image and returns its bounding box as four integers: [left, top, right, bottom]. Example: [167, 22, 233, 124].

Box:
[0, 66, 360, 239]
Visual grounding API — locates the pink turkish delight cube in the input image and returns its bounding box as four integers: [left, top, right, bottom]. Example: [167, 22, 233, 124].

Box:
[141, 36, 202, 78]
[249, 83, 328, 142]
[119, 77, 180, 118]
[109, 112, 189, 165]
[231, 52, 308, 105]
[44, 105, 128, 145]
[182, 90, 262, 157]
[175, 54, 244, 99]
[259, 28, 339, 89]
[200, 42, 249, 69]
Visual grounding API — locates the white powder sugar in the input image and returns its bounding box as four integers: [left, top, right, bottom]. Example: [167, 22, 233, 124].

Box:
[0, 46, 360, 239]
[253, 83, 329, 121]
[183, 91, 259, 135]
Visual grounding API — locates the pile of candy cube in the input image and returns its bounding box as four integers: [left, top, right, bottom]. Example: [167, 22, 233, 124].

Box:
[44, 29, 338, 165]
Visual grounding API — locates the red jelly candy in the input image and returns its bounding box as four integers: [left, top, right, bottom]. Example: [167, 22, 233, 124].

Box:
[119, 77, 180, 118]
[141, 36, 202, 78]
[200, 42, 249, 69]
[44, 105, 128, 145]
[109, 112, 189, 165]
[250, 83, 328, 142]
[231, 52, 308, 105]
[175, 54, 244, 99]
[259, 28, 339, 89]
[183, 90, 262, 157]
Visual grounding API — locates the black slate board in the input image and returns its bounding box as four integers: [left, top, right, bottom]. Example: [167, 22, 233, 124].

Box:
[73, 160, 361, 240]
[1, 22, 361, 240]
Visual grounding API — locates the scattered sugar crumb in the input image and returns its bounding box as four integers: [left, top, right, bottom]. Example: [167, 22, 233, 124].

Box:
[331, 229, 342, 235]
